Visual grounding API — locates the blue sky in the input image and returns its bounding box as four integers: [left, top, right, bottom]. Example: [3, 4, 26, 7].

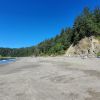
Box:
[0, 0, 100, 48]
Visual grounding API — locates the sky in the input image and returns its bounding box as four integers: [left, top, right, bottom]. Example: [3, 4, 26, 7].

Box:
[0, 0, 100, 48]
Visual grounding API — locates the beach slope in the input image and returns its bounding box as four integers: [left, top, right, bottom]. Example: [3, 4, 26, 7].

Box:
[0, 57, 100, 100]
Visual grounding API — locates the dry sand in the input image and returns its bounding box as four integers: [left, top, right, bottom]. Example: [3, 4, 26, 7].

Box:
[0, 57, 100, 100]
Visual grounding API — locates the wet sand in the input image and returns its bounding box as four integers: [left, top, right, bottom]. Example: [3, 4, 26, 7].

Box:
[0, 57, 100, 100]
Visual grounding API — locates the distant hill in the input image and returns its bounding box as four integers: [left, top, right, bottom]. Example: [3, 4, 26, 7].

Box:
[0, 7, 100, 57]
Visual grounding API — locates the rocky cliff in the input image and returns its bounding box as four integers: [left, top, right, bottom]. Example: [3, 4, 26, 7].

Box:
[65, 36, 100, 57]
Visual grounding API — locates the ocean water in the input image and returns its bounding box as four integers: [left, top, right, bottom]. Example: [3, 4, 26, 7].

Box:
[0, 59, 15, 64]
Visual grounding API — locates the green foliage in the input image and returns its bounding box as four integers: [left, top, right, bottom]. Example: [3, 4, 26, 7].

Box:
[0, 55, 2, 58]
[0, 7, 100, 57]
[49, 43, 65, 55]
[0, 47, 35, 57]
[73, 7, 100, 45]
[33, 47, 40, 57]
[97, 52, 100, 57]
[96, 36, 100, 40]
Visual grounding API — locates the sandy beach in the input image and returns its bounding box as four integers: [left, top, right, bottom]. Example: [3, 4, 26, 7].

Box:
[0, 57, 100, 100]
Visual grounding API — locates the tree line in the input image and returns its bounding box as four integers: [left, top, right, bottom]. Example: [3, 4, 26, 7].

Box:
[0, 7, 100, 57]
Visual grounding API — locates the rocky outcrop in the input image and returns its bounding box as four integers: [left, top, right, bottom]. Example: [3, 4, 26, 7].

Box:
[65, 36, 100, 57]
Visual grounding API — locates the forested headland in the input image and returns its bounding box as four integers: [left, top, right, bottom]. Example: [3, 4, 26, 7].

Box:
[0, 7, 100, 57]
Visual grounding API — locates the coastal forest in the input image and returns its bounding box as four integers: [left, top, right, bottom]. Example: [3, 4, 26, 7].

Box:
[0, 7, 100, 57]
